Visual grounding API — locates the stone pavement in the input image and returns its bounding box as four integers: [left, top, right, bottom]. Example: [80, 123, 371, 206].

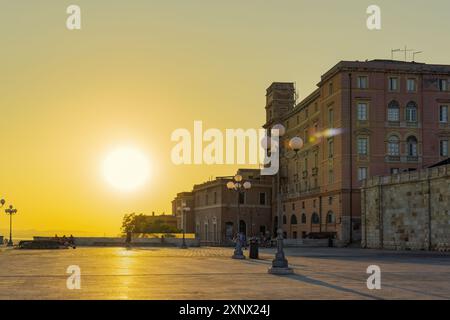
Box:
[0, 246, 449, 299]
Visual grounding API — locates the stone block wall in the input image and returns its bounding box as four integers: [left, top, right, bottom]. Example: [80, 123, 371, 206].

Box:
[361, 164, 450, 251]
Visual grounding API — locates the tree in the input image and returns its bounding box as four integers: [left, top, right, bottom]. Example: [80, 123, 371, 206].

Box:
[121, 213, 180, 235]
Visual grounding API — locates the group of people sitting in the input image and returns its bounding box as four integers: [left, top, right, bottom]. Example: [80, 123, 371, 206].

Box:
[53, 234, 76, 248]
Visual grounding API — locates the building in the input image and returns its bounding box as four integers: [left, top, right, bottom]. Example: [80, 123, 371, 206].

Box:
[264, 60, 450, 243]
[145, 212, 178, 229]
[361, 163, 450, 251]
[172, 192, 195, 233]
[173, 169, 273, 245]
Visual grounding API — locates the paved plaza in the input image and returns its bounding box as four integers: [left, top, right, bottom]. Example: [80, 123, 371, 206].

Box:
[0, 246, 449, 299]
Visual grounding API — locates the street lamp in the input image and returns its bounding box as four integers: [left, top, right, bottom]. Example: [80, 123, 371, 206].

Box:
[177, 204, 190, 249]
[5, 205, 17, 247]
[227, 174, 252, 259]
[266, 124, 303, 274]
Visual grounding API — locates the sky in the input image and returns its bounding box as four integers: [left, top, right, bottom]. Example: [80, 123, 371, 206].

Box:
[1, 0, 450, 236]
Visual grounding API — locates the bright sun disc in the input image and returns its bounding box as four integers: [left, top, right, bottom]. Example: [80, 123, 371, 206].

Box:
[102, 147, 151, 192]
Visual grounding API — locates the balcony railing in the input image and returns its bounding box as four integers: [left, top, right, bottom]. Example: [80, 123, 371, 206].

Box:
[406, 155, 419, 162]
[385, 155, 401, 162]
[312, 167, 319, 176]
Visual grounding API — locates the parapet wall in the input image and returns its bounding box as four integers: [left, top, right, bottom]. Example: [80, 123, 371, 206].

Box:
[33, 236, 200, 247]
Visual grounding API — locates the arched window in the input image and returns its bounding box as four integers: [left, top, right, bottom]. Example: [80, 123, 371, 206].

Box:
[387, 135, 400, 156]
[311, 212, 320, 224]
[406, 102, 418, 122]
[301, 213, 307, 224]
[290, 215, 298, 225]
[407, 136, 418, 156]
[388, 101, 400, 121]
[327, 211, 336, 224]
[282, 215, 287, 225]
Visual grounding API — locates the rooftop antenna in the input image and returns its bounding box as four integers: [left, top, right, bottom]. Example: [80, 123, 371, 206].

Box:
[391, 48, 401, 60]
[392, 46, 415, 61]
[412, 51, 423, 62]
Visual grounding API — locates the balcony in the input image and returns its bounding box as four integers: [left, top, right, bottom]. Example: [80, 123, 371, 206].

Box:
[406, 121, 419, 128]
[385, 155, 401, 162]
[386, 121, 400, 127]
[406, 155, 419, 162]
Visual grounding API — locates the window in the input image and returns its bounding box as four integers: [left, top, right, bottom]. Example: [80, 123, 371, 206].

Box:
[290, 215, 298, 225]
[327, 211, 336, 224]
[389, 77, 398, 91]
[406, 102, 418, 122]
[439, 79, 448, 92]
[328, 139, 334, 158]
[328, 169, 334, 184]
[407, 136, 418, 156]
[282, 215, 287, 225]
[440, 105, 449, 123]
[440, 140, 449, 157]
[205, 194, 209, 205]
[305, 107, 309, 118]
[302, 201, 305, 209]
[358, 167, 368, 181]
[292, 203, 295, 211]
[357, 103, 368, 121]
[304, 129, 309, 144]
[296, 115, 300, 125]
[259, 192, 266, 205]
[328, 196, 333, 205]
[311, 213, 320, 224]
[357, 137, 368, 155]
[357, 76, 368, 89]
[328, 108, 334, 127]
[388, 135, 400, 156]
[214, 192, 217, 204]
[329, 82, 333, 95]
[407, 78, 416, 92]
[391, 168, 400, 175]
[301, 213, 307, 224]
[388, 101, 400, 121]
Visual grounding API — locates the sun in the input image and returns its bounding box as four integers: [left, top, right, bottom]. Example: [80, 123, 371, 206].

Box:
[102, 146, 151, 192]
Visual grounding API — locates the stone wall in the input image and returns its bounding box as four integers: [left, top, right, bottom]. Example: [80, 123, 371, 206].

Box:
[361, 164, 450, 251]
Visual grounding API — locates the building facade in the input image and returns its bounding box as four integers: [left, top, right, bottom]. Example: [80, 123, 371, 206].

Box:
[172, 192, 195, 233]
[264, 60, 450, 242]
[173, 169, 273, 245]
[361, 163, 450, 251]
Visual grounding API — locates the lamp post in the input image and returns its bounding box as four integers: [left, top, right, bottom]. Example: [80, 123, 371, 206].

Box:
[5, 205, 17, 247]
[0, 199, 5, 245]
[266, 124, 303, 274]
[177, 204, 190, 249]
[227, 174, 251, 259]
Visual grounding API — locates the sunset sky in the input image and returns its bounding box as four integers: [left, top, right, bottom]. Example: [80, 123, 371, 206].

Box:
[1, 0, 450, 236]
